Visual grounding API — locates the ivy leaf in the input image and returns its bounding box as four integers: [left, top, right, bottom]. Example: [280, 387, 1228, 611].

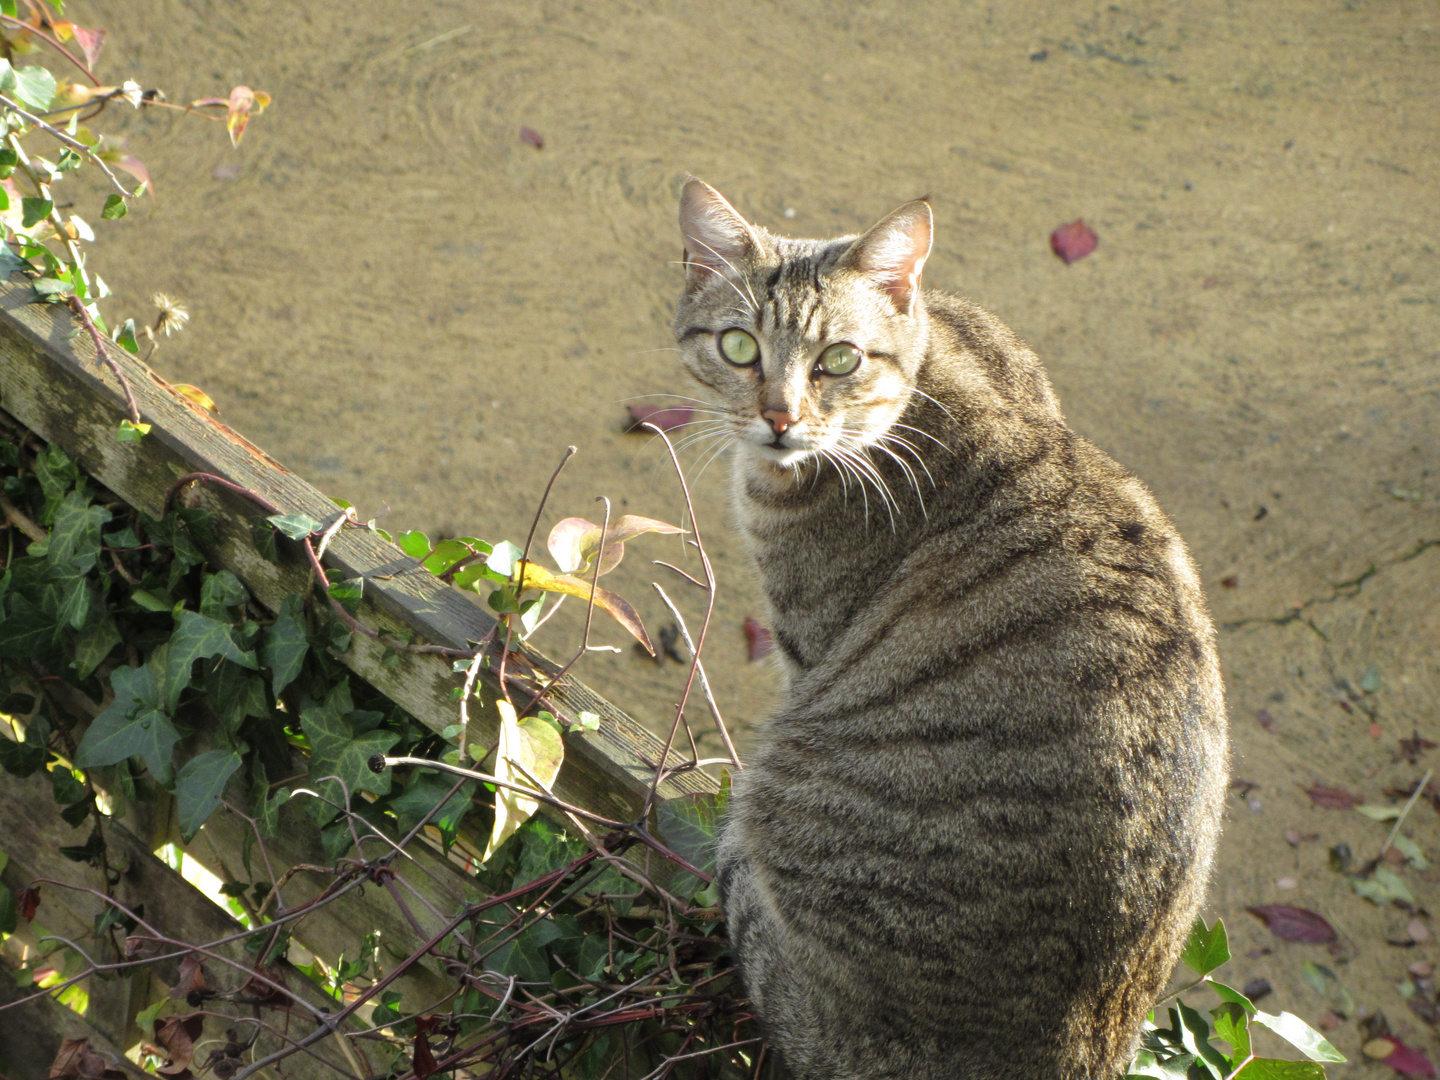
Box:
[484, 916, 563, 985]
[163, 610, 257, 711]
[327, 576, 363, 613]
[33, 443, 78, 500]
[1229, 1060, 1327, 1079]
[73, 610, 121, 680]
[48, 490, 110, 573]
[422, 538, 487, 576]
[199, 570, 248, 621]
[266, 513, 320, 540]
[101, 193, 126, 220]
[485, 540, 523, 579]
[0, 593, 60, 660]
[74, 663, 179, 783]
[0, 726, 47, 777]
[12, 64, 56, 110]
[391, 773, 475, 849]
[483, 700, 564, 862]
[302, 702, 400, 825]
[20, 197, 52, 230]
[1211, 1002, 1251, 1062]
[113, 318, 139, 355]
[1180, 917, 1230, 976]
[203, 660, 271, 738]
[116, 419, 151, 442]
[174, 749, 244, 842]
[1251, 1012, 1345, 1063]
[398, 530, 431, 559]
[514, 817, 585, 889]
[260, 595, 308, 698]
[656, 790, 725, 902]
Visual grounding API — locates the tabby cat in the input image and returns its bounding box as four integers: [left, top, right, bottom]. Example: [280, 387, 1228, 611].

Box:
[671, 179, 1229, 1080]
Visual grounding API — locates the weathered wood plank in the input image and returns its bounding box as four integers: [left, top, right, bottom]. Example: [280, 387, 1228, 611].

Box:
[0, 273, 716, 826]
[0, 770, 348, 1078]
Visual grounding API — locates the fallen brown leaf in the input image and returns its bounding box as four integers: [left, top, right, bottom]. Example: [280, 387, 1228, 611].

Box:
[1303, 783, 1362, 810]
[1246, 903, 1338, 943]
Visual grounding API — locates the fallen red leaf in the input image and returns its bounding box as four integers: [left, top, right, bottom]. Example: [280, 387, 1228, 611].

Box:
[1302, 784, 1361, 810]
[744, 617, 772, 661]
[626, 404, 695, 433]
[19, 885, 40, 920]
[1246, 904, 1337, 944]
[1385, 1038, 1437, 1078]
[1050, 219, 1097, 264]
[520, 125, 544, 149]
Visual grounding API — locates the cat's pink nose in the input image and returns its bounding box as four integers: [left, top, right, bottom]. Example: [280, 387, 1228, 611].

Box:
[763, 409, 798, 434]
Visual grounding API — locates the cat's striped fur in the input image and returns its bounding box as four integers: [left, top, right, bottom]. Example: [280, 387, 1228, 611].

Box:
[672, 180, 1228, 1080]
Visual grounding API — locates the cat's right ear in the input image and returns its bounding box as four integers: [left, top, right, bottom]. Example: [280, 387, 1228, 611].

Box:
[679, 179, 758, 288]
[843, 199, 933, 316]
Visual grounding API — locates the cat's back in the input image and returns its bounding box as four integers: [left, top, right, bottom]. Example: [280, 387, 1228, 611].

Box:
[732, 291, 1227, 1079]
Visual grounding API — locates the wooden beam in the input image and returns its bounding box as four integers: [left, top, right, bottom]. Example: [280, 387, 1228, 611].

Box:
[0, 273, 716, 826]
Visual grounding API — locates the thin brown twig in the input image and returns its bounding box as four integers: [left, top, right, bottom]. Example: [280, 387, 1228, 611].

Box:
[67, 295, 140, 424]
[0, 91, 130, 194]
[518, 495, 609, 717]
[0, 15, 100, 85]
[651, 582, 740, 770]
[640, 424, 718, 819]
[0, 492, 45, 542]
[498, 445, 576, 703]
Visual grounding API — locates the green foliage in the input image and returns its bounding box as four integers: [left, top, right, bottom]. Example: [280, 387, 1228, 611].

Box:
[1128, 919, 1343, 1079]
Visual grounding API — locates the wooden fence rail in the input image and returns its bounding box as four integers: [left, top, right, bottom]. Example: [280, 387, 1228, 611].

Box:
[0, 270, 718, 1071]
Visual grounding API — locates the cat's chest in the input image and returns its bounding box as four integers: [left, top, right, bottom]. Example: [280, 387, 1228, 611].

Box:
[736, 490, 912, 669]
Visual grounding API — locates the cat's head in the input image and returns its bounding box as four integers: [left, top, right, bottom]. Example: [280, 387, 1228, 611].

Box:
[673, 179, 933, 473]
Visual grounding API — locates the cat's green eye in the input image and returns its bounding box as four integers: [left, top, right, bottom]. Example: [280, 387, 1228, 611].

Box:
[819, 342, 863, 376]
[719, 328, 760, 366]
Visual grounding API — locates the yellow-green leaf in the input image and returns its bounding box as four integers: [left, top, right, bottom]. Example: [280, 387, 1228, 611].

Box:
[515, 562, 654, 654]
[483, 700, 564, 862]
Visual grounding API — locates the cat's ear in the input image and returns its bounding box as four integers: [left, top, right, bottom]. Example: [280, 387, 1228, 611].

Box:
[844, 200, 933, 315]
[679, 179, 759, 286]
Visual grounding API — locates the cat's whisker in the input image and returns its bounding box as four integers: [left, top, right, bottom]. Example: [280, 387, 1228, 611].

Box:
[818, 447, 859, 515]
[619, 392, 723, 406]
[907, 386, 959, 426]
[672, 426, 738, 455]
[691, 434, 736, 484]
[685, 238, 762, 313]
[869, 439, 930, 519]
[673, 246, 759, 316]
[825, 449, 869, 525]
[876, 432, 938, 492]
[891, 422, 954, 455]
[842, 440, 905, 530]
[832, 441, 897, 532]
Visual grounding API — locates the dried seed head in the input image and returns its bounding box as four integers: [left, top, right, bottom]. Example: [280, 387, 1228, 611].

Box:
[150, 293, 189, 336]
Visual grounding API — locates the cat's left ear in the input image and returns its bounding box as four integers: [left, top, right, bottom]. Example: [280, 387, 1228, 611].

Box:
[844, 200, 933, 315]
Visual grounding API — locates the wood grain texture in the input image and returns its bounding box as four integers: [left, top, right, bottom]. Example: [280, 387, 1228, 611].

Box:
[0, 273, 716, 829]
[0, 770, 346, 1078]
